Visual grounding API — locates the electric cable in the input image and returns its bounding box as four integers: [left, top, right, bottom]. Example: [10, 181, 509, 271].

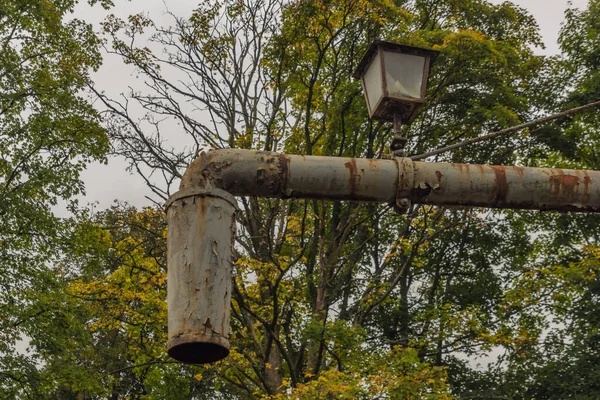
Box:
[411, 99, 600, 161]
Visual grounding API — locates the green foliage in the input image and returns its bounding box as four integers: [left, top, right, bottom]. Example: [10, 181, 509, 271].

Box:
[28, 205, 252, 399]
[8, 0, 600, 398]
[0, 0, 110, 396]
[91, 0, 551, 395]
[90, 0, 581, 397]
[272, 347, 451, 399]
[539, 0, 600, 167]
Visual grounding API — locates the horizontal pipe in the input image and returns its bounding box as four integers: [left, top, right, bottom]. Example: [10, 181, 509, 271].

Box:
[412, 162, 600, 211]
[179, 149, 600, 212]
[180, 149, 399, 202]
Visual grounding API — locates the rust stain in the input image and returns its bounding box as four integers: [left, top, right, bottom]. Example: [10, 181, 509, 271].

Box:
[549, 174, 579, 197]
[197, 197, 207, 219]
[584, 173, 591, 199]
[256, 167, 267, 184]
[490, 165, 509, 204]
[456, 163, 472, 178]
[434, 170, 443, 190]
[514, 166, 525, 177]
[345, 158, 359, 194]
[279, 153, 289, 194]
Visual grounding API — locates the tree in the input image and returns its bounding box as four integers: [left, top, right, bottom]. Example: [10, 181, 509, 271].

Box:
[0, 0, 110, 397]
[504, 244, 600, 399]
[30, 204, 452, 399]
[552, 0, 600, 167]
[37, 0, 599, 398]
[89, 0, 562, 397]
[464, 2, 600, 397]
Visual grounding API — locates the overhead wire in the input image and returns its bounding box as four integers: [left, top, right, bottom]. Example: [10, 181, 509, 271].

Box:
[410, 99, 600, 161]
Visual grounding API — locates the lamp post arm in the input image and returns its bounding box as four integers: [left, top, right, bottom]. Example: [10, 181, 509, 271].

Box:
[179, 148, 600, 213]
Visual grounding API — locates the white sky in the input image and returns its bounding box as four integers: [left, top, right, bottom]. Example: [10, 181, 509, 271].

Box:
[73, 0, 590, 210]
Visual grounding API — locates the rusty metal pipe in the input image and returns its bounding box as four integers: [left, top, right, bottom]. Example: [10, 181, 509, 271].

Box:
[179, 149, 400, 202]
[412, 162, 600, 211]
[166, 187, 236, 364]
[179, 148, 600, 212]
[167, 148, 600, 364]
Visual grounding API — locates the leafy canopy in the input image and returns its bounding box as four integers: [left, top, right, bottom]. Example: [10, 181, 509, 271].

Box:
[8, 0, 600, 399]
[0, 0, 111, 397]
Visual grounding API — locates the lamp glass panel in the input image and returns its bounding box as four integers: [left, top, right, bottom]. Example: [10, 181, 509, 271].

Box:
[384, 51, 425, 100]
[362, 51, 383, 114]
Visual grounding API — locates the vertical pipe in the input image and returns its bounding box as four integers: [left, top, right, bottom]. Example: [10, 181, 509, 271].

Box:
[165, 188, 237, 364]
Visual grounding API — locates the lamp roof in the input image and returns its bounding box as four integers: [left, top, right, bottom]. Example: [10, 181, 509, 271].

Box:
[352, 40, 440, 80]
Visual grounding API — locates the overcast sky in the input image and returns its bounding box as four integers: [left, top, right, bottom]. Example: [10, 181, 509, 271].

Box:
[73, 0, 590, 212]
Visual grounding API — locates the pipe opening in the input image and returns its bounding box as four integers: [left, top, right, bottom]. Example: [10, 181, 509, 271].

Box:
[168, 342, 230, 364]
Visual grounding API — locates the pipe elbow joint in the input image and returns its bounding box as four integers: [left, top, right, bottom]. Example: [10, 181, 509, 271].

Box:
[179, 149, 287, 198]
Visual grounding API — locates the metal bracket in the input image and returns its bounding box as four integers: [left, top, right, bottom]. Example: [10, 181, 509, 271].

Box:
[394, 157, 414, 214]
[390, 113, 407, 158]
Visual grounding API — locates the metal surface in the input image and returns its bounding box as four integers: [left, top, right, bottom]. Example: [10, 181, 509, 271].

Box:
[180, 149, 400, 203]
[179, 149, 600, 212]
[167, 149, 600, 364]
[352, 40, 439, 81]
[391, 113, 407, 157]
[395, 157, 414, 213]
[412, 162, 600, 212]
[166, 187, 237, 364]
